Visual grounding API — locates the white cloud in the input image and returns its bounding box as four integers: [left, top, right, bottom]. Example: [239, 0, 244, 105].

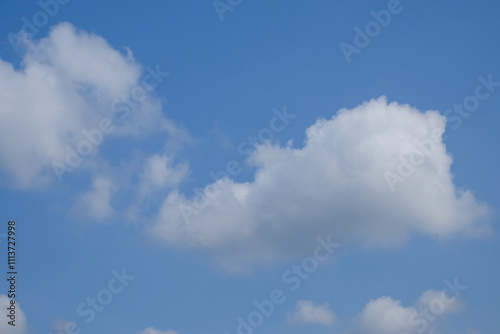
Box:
[416, 289, 463, 315]
[139, 154, 189, 193]
[356, 296, 415, 334]
[0, 295, 27, 334]
[287, 300, 337, 326]
[150, 97, 491, 269]
[354, 289, 463, 334]
[0, 22, 183, 188]
[72, 177, 114, 221]
[140, 327, 179, 334]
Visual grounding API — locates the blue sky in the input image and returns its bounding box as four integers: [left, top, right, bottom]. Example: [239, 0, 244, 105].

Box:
[0, 1, 499, 334]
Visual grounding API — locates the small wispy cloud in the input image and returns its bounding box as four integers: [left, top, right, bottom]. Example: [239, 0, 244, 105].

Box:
[287, 300, 337, 326]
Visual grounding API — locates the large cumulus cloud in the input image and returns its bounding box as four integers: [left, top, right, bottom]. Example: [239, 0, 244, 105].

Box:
[0, 22, 182, 188]
[150, 97, 490, 269]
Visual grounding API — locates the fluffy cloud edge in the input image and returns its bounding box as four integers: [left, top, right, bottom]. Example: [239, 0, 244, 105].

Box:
[354, 286, 464, 334]
[0, 22, 188, 188]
